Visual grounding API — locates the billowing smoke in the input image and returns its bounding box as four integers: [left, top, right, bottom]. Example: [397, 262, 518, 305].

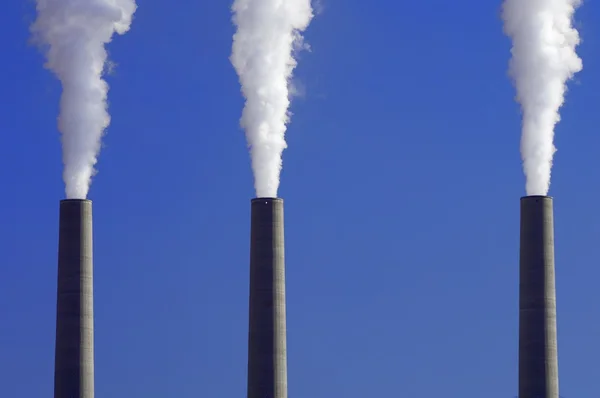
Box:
[231, 0, 313, 198]
[32, 0, 137, 199]
[502, 0, 582, 196]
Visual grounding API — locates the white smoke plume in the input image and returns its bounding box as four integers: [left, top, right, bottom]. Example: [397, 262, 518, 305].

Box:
[503, 0, 582, 196]
[231, 0, 314, 198]
[32, 0, 137, 199]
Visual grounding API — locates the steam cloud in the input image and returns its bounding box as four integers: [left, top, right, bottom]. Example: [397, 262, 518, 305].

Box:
[231, 0, 313, 198]
[32, 0, 137, 199]
[503, 0, 582, 195]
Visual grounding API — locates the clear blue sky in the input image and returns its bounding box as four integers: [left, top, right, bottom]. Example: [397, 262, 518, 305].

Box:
[1, 0, 599, 397]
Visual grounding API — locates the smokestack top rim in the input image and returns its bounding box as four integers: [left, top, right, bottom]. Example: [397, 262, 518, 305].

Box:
[252, 197, 283, 203]
[520, 195, 552, 200]
[60, 198, 92, 203]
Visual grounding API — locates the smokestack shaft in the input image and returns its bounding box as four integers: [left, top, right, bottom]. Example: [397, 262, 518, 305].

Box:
[54, 199, 94, 398]
[247, 198, 287, 398]
[519, 195, 559, 398]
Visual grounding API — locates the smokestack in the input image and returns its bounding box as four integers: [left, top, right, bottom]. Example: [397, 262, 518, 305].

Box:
[519, 195, 559, 398]
[54, 199, 94, 398]
[247, 198, 287, 398]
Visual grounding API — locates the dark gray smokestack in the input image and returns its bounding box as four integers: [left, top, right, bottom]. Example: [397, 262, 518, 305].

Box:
[247, 197, 287, 398]
[54, 199, 94, 398]
[519, 195, 559, 398]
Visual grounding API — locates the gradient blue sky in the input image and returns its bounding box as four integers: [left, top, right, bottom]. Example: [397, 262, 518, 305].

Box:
[1, 0, 599, 397]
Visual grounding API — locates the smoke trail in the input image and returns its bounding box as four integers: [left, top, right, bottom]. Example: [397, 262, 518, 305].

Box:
[231, 0, 313, 198]
[32, 0, 137, 199]
[502, 0, 582, 196]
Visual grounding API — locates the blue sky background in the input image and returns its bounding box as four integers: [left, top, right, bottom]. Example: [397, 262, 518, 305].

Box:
[0, 0, 599, 396]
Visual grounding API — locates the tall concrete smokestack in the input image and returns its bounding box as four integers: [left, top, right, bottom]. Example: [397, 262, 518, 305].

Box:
[519, 195, 559, 398]
[247, 197, 287, 398]
[54, 199, 94, 398]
